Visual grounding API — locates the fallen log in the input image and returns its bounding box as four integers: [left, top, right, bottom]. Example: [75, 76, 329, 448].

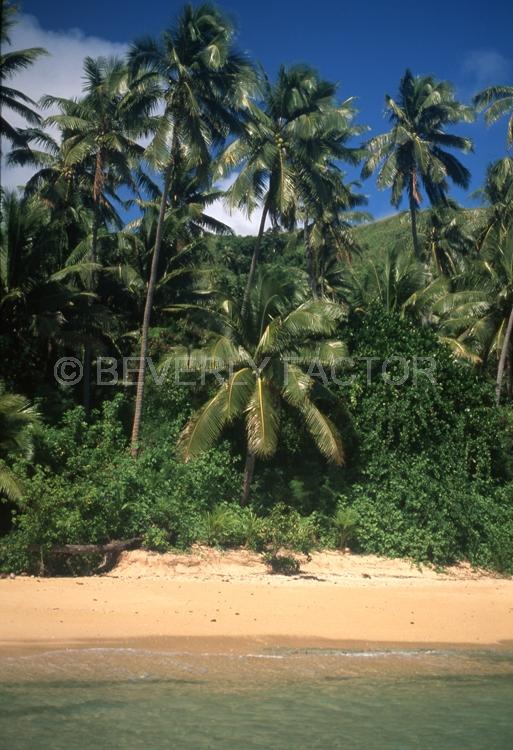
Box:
[51, 537, 142, 556]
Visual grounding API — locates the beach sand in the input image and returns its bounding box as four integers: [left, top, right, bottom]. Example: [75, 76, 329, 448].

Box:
[1, 548, 513, 655]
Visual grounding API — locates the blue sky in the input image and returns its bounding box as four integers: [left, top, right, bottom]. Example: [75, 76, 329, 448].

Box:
[10, 0, 513, 226]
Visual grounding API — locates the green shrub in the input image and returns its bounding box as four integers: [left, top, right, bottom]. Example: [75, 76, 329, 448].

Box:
[333, 506, 359, 550]
[0, 394, 241, 572]
[260, 503, 318, 556]
[263, 552, 301, 576]
[200, 504, 244, 547]
[142, 526, 171, 553]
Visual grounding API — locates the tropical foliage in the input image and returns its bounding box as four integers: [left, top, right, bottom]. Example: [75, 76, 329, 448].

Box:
[1, 2, 513, 574]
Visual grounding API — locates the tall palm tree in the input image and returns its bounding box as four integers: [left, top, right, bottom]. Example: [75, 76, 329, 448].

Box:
[7, 129, 103, 265]
[362, 70, 474, 258]
[162, 269, 346, 503]
[0, 382, 39, 501]
[42, 56, 157, 267]
[107, 171, 232, 333]
[41, 56, 158, 412]
[128, 3, 258, 457]
[0, 0, 47, 149]
[474, 85, 513, 149]
[218, 65, 365, 306]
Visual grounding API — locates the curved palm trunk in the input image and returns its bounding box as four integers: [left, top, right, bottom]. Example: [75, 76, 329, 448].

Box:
[241, 201, 270, 316]
[130, 162, 173, 458]
[409, 172, 421, 259]
[241, 449, 256, 505]
[496, 304, 513, 405]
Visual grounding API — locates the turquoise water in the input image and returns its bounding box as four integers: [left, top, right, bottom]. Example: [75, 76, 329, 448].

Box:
[1, 649, 513, 749]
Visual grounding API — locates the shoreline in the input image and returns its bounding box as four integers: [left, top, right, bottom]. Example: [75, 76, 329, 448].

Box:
[1, 549, 513, 657]
[3, 636, 513, 659]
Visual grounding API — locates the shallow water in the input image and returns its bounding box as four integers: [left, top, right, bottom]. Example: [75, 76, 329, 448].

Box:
[1, 648, 513, 749]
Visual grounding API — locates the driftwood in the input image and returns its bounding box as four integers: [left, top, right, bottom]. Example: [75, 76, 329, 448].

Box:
[42, 537, 142, 575]
[51, 537, 142, 556]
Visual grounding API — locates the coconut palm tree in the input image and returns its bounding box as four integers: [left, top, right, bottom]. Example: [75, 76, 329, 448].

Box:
[0, 190, 111, 396]
[41, 56, 158, 412]
[474, 85, 513, 149]
[7, 129, 104, 265]
[302, 174, 370, 297]
[42, 56, 157, 266]
[218, 64, 365, 306]
[106, 171, 231, 334]
[422, 204, 475, 276]
[127, 3, 258, 457]
[475, 157, 513, 253]
[0, 382, 39, 501]
[435, 229, 513, 401]
[337, 244, 431, 316]
[362, 70, 474, 258]
[0, 0, 47, 149]
[161, 269, 346, 503]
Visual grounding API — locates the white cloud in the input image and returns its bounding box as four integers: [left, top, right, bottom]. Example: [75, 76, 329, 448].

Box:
[208, 177, 268, 236]
[8, 14, 128, 107]
[462, 50, 512, 90]
[2, 13, 127, 191]
[2, 14, 263, 234]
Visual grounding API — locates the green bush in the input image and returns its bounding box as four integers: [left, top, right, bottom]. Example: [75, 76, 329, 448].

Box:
[332, 506, 359, 550]
[0, 393, 241, 572]
[260, 503, 318, 556]
[263, 552, 301, 576]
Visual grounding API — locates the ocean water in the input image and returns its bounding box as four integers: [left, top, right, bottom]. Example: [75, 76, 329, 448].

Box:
[1, 648, 513, 749]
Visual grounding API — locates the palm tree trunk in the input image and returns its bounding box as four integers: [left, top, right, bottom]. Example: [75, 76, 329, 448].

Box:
[82, 345, 92, 415]
[496, 304, 513, 405]
[241, 449, 256, 506]
[83, 186, 101, 416]
[241, 201, 269, 316]
[304, 218, 317, 298]
[130, 162, 173, 457]
[409, 172, 421, 259]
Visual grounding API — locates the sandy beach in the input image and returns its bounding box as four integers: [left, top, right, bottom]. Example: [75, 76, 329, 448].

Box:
[1, 548, 513, 655]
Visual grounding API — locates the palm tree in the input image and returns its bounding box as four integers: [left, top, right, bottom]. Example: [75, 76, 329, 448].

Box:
[41, 56, 158, 412]
[362, 70, 474, 258]
[337, 244, 432, 316]
[42, 56, 157, 267]
[128, 3, 258, 457]
[435, 229, 513, 402]
[0, 382, 39, 501]
[7, 129, 99, 265]
[474, 85, 513, 149]
[218, 64, 365, 306]
[107, 171, 232, 333]
[0, 191, 109, 395]
[475, 157, 513, 253]
[162, 269, 346, 504]
[422, 204, 475, 276]
[0, 0, 47, 149]
[302, 175, 370, 296]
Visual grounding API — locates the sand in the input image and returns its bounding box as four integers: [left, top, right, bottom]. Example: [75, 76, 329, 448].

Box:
[1, 548, 513, 654]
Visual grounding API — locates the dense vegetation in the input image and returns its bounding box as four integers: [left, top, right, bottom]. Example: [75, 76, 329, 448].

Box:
[1, 1, 513, 574]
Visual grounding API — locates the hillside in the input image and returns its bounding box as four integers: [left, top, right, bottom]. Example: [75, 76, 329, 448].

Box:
[353, 207, 487, 255]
